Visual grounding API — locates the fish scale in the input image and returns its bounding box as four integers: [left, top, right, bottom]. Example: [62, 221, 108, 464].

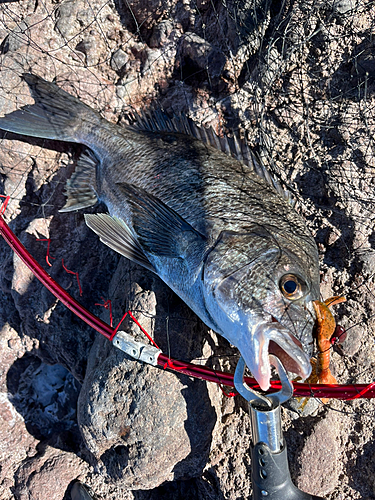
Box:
[0, 73, 320, 390]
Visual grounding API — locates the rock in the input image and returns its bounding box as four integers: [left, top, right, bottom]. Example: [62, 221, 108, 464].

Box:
[149, 20, 175, 48]
[179, 32, 227, 91]
[296, 413, 340, 496]
[78, 260, 217, 489]
[8, 215, 120, 383]
[7, 353, 81, 441]
[54, 0, 100, 40]
[331, 0, 356, 14]
[352, 41, 375, 78]
[0, 323, 39, 499]
[79, 336, 216, 488]
[75, 34, 108, 67]
[111, 48, 129, 73]
[14, 444, 89, 500]
[0, 21, 29, 55]
[116, 0, 178, 35]
[286, 396, 321, 418]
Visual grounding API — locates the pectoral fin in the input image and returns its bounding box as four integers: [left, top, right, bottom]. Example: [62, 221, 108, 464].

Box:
[117, 183, 207, 271]
[84, 213, 156, 273]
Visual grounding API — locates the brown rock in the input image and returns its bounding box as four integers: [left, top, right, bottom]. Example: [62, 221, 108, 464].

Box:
[14, 444, 89, 500]
[296, 413, 340, 496]
[0, 323, 39, 499]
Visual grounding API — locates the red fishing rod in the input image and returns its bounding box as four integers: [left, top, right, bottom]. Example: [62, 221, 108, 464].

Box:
[2, 205, 373, 500]
[0, 207, 373, 401]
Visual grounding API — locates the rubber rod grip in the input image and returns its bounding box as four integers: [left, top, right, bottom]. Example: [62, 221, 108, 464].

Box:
[251, 440, 325, 500]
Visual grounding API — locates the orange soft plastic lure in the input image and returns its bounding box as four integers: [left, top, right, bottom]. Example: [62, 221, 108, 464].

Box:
[305, 296, 346, 403]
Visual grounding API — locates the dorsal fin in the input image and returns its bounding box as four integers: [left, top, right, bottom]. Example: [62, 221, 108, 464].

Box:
[126, 108, 295, 206]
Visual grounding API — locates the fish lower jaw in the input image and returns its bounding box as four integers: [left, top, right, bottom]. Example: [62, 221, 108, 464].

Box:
[235, 324, 312, 392]
[268, 340, 311, 380]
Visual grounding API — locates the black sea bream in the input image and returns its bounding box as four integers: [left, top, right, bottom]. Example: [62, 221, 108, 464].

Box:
[0, 74, 320, 390]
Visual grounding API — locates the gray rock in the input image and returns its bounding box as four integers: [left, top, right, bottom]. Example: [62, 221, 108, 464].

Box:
[54, 0, 81, 39]
[111, 48, 129, 72]
[0, 21, 29, 54]
[331, 0, 356, 14]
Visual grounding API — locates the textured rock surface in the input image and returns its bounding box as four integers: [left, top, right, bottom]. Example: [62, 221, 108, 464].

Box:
[0, 322, 39, 500]
[14, 444, 89, 500]
[0, 0, 374, 499]
[296, 412, 341, 496]
[78, 336, 216, 488]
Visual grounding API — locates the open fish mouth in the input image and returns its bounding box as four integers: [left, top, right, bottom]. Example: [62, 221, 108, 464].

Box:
[268, 339, 309, 379]
[236, 320, 312, 391]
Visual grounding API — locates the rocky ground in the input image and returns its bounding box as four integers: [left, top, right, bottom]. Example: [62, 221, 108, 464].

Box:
[0, 0, 374, 498]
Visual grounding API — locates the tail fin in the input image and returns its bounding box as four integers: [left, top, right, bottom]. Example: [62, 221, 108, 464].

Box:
[0, 74, 101, 142]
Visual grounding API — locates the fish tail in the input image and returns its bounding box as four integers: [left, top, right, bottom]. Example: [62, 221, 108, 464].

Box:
[0, 74, 102, 142]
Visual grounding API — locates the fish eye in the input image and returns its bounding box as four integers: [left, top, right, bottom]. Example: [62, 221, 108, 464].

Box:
[279, 273, 308, 300]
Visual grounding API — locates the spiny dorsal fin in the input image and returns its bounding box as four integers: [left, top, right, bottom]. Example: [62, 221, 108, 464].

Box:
[126, 108, 294, 206]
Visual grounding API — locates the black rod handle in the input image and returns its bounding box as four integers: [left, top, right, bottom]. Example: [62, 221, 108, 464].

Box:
[251, 441, 325, 500]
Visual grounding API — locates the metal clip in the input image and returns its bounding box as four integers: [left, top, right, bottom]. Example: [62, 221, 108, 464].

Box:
[234, 355, 325, 499]
[112, 330, 161, 366]
[234, 355, 293, 409]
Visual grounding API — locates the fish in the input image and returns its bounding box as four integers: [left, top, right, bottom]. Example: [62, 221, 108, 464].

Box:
[0, 74, 320, 391]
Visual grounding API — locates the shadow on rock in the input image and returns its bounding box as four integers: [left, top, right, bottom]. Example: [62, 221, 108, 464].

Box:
[172, 382, 216, 480]
[133, 469, 225, 500]
[7, 351, 82, 449]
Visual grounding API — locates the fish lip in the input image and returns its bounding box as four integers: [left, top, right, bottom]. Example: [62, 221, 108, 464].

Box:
[237, 319, 312, 391]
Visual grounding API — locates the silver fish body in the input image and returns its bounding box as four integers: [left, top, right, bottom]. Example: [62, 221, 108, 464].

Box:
[0, 74, 320, 390]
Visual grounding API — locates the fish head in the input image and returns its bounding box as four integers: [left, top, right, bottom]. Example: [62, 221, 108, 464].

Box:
[203, 229, 320, 391]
